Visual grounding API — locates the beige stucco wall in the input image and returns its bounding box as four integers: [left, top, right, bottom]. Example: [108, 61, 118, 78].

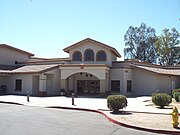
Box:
[110, 68, 125, 94]
[45, 68, 60, 95]
[156, 75, 180, 94]
[110, 68, 133, 95]
[100, 80, 106, 94]
[7, 74, 33, 95]
[68, 41, 117, 66]
[32, 76, 39, 95]
[111, 53, 117, 62]
[0, 76, 8, 86]
[4, 68, 60, 96]
[156, 75, 172, 94]
[133, 69, 157, 96]
[123, 69, 133, 95]
[60, 66, 109, 94]
[132, 68, 179, 96]
[0, 48, 30, 65]
[174, 77, 180, 89]
[60, 66, 108, 80]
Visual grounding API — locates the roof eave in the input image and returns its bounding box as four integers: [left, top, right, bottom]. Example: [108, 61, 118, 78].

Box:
[63, 38, 121, 58]
[131, 65, 180, 76]
[0, 44, 34, 56]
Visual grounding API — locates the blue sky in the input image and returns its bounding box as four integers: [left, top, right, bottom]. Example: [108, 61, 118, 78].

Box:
[0, 0, 180, 59]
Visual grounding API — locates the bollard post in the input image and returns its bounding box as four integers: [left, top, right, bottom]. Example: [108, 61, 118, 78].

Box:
[27, 92, 30, 102]
[72, 93, 74, 105]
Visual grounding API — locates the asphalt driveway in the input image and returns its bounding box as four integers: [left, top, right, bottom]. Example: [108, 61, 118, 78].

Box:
[0, 103, 163, 135]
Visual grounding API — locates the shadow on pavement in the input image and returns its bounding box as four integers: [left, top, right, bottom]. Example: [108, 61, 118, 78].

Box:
[110, 111, 132, 115]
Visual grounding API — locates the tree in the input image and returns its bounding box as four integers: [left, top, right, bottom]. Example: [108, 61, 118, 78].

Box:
[155, 28, 180, 65]
[124, 23, 157, 63]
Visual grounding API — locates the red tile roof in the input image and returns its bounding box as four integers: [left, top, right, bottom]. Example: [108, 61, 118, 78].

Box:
[132, 64, 180, 76]
[0, 64, 59, 74]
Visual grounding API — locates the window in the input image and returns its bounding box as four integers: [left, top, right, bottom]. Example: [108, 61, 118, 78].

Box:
[84, 49, 94, 61]
[111, 80, 120, 92]
[72, 51, 82, 61]
[127, 80, 132, 92]
[15, 79, 22, 91]
[96, 50, 106, 61]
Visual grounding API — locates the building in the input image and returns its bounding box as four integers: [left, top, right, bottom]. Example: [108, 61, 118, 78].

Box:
[0, 38, 180, 96]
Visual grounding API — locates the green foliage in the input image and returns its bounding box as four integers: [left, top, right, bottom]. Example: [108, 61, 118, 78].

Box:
[124, 23, 157, 63]
[172, 88, 180, 94]
[107, 95, 127, 113]
[172, 89, 180, 102]
[173, 92, 180, 102]
[152, 93, 172, 109]
[155, 28, 180, 65]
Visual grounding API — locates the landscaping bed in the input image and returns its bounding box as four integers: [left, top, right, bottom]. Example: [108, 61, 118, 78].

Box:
[145, 98, 180, 110]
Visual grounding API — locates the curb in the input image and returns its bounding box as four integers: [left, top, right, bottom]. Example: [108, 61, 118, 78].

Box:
[0, 101, 180, 135]
[47, 106, 180, 135]
[0, 101, 23, 106]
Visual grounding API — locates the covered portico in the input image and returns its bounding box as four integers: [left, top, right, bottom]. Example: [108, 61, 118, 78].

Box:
[60, 64, 110, 95]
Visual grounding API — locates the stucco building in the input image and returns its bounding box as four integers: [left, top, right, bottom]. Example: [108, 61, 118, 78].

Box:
[0, 38, 180, 96]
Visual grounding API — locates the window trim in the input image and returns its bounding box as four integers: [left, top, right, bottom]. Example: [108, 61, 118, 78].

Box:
[84, 49, 94, 61]
[96, 50, 107, 61]
[72, 51, 82, 61]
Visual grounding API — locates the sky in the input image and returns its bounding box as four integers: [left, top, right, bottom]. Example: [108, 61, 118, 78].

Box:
[0, 0, 180, 60]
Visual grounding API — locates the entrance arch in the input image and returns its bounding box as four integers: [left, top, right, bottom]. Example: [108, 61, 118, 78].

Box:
[66, 72, 100, 95]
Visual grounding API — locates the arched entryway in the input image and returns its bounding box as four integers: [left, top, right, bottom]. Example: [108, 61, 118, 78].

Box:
[66, 72, 100, 95]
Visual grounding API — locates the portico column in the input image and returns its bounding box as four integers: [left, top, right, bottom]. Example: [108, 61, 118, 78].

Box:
[60, 79, 66, 91]
[105, 72, 109, 92]
[100, 80, 106, 95]
[39, 74, 47, 96]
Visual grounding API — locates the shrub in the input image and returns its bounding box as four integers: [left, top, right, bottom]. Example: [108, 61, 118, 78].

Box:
[152, 93, 172, 109]
[172, 89, 180, 102]
[152, 91, 159, 96]
[107, 95, 127, 113]
[173, 92, 180, 102]
[172, 88, 180, 94]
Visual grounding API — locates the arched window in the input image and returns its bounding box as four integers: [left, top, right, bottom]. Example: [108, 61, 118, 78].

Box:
[84, 49, 94, 61]
[72, 51, 82, 61]
[96, 50, 106, 61]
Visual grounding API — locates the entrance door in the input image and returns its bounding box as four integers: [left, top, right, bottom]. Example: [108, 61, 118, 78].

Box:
[77, 80, 100, 95]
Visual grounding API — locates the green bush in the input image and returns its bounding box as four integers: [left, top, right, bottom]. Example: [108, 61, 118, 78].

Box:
[152, 90, 160, 96]
[173, 92, 180, 102]
[107, 95, 127, 113]
[172, 89, 180, 102]
[172, 88, 180, 94]
[152, 93, 172, 109]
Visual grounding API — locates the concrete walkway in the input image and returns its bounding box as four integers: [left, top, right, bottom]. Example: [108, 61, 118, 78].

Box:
[0, 95, 180, 134]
